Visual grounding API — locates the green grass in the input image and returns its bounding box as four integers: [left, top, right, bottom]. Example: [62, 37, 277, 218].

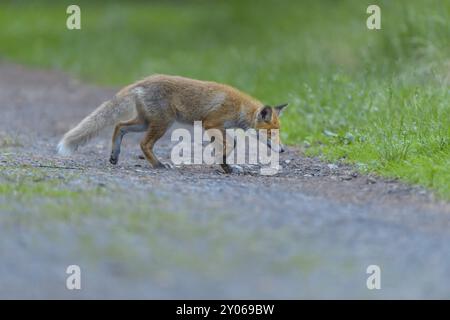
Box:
[0, 0, 449, 197]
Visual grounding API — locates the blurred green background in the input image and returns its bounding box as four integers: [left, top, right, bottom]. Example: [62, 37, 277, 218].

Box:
[0, 0, 449, 197]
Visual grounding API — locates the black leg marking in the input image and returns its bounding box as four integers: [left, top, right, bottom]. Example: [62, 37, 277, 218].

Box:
[110, 123, 147, 165]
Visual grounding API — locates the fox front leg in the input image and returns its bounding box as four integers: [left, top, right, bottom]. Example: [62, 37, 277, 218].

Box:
[203, 124, 242, 174]
[220, 133, 244, 174]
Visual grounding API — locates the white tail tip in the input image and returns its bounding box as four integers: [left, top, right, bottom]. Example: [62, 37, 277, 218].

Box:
[57, 140, 74, 156]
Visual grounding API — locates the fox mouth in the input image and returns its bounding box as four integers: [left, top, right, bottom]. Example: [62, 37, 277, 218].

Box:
[255, 131, 285, 153]
[266, 140, 285, 153]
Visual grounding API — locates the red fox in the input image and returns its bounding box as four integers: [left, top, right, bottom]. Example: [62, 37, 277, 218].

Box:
[57, 75, 287, 173]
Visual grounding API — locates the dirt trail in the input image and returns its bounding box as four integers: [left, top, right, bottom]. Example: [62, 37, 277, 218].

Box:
[1, 62, 449, 299]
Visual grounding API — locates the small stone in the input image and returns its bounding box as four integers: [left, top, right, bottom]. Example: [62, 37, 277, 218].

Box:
[340, 175, 353, 181]
[260, 165, 282, 176]
[366, 177, 377, 184]
[327, 164, 338, 170]
[231, 165, 244, 174]
[284, 159, 291, 164]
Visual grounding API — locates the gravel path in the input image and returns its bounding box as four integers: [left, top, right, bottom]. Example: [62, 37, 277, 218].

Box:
[0, 62, 449, 299]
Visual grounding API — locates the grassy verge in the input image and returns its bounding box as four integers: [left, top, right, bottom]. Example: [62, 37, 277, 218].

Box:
[0, 0, 448, 197]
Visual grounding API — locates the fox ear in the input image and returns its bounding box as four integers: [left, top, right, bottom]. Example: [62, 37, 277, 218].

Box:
[274, 103, 288, 116]
[258, 106, 273, 123]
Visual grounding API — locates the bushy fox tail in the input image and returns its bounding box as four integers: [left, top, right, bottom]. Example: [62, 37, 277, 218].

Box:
[57, 97, 135, 155]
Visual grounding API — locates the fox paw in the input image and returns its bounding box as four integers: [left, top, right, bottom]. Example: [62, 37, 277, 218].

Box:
[109, 155, 118, 165]
[154, 162, 173, 169]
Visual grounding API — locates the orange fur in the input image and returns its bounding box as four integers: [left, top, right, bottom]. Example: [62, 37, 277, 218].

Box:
[58, 74, 287, 172]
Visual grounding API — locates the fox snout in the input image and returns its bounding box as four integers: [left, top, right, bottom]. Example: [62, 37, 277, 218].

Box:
[266, 140, 285, 153]
[255, 103, 288, 154]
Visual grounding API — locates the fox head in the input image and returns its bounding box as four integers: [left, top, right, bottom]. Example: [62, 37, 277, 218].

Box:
[255, 103, 288, 153]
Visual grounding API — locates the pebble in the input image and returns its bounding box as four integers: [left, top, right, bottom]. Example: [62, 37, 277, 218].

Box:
[231, 165, 244, 174]
[327, 164, 338, 170]
[367, 177, 377, 184]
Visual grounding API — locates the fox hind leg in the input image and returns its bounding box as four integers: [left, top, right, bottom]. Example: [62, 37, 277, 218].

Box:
[140, 121, 173, 168]
[110, 118, 148, 165]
